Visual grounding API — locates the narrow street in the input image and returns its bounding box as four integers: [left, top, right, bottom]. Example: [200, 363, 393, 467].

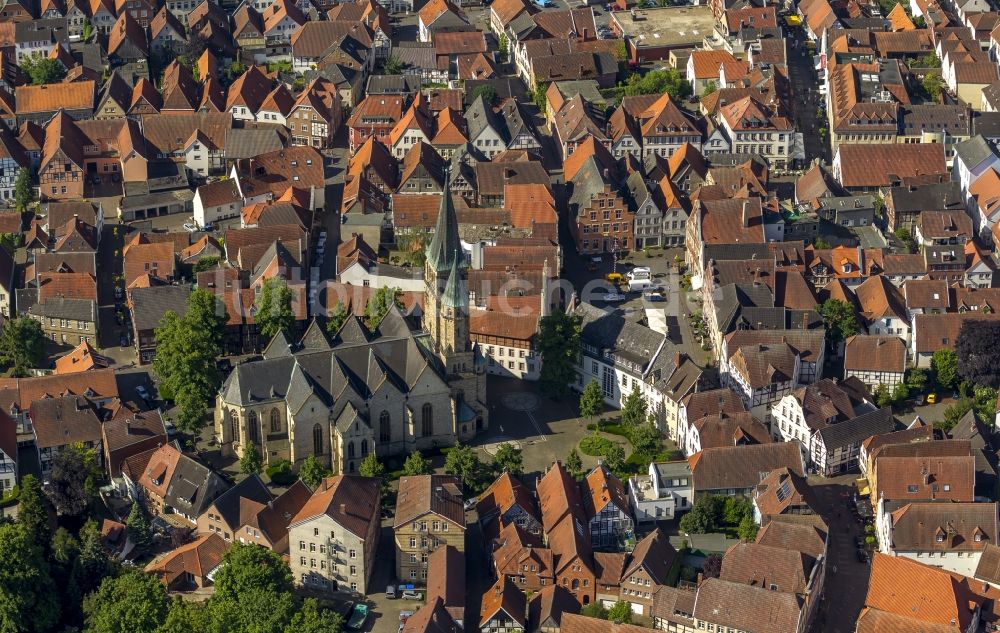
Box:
[808, 475, 871, 633]
[786, 29, 830, 164]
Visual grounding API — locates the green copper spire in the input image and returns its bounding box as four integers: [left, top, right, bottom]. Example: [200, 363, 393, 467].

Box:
[425, 168, 462, 273]
[441, 249, 467, 309]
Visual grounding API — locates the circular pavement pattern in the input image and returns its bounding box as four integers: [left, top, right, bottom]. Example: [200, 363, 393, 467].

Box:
[483, 438, 522, 455]
[501, 392, 540, 412]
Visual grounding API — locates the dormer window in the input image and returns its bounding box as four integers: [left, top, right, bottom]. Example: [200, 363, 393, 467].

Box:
[976, 532, 983, 542]
[843, 263, 852, 273]
[936, 532, 945, 542]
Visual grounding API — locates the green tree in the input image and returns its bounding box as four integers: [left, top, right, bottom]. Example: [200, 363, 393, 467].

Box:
[83, 570, 169, 633]
[256, 277, 295, 342]
[82, 18, 93, 40]
[498, 34, 508, 59]
[579, 380, 604, 421]
[937, 399, 972, 432]
[565, 448, 583, 479]
[13, 168, 33, 212]
[126, 502, 152, 555]
[0, 232, 20, 254]
[0, 316, 45, 376]
[364, 286, 403, 330]
[722, 496, 751, 525]
[402, 451, 433, 477]
[359, 453, 385, 479]
[186, 288, 228, 349]
[817, 298, 861, 349]
[702, 80, 717, 96]
[69, 520, 115, 612]
[51, 527, 78, 567]
[737, 515, 759, 541]
[631, 423, 662, 458]
[492, 443, 523, 476]
[606, 601, 632, 624]
[471, 85, 498, 105]
[17, 475, 50, 549]
[444, 445, 482, 490]
[922, 71, 944, 101]
[906, 368, 929, 392]
[20, 54, 66, 85]
[0, 522, 60, 632]
[603, 442, 625, 473]
[931, 348, 959, 391]
[161, 600, 213, 633]
[580, 603, 607, 619]
[621, 387, 648, 427]
[153, 295, 224, 434]
[48, 442, 100, 516]
[213, 543, 294, 601]
[298, 455, 331, 489]
[285, 598, 344, 633]
[383, 55, 403, 74]
[538, 311, 582, 397]
[240, 444, 262, 475]
[192, 256, 221, 273]
[326, 301, 349, 335]
[679, 495, 721, 534]
[533, 82, 548, 111]
[891, 382, 910, 405]
[873, 384, 891, 408]
[621, 68, 692, 101]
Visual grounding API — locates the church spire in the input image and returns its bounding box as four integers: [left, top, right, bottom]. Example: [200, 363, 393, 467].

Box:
[425, 168, 462, 273]
[442, 249, 467, 309]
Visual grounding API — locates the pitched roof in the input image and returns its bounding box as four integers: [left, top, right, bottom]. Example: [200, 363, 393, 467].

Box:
[30, 394, 101, 449]
[145, 533, 229, 584]
[865, 553, 983, 629]
[289, 474, 380, 536]
[581, 464, 629, 519]
[836, 143, 948, 188]
[689, 442, 804, 492]
[844, 335, 907, 373]
[874, 453, 976, 502]
[719, 541, 813, 594]
[427, 545, 465, 622]
[692, 578, 803, 633]
[394, 474, 465, 528]
[890, 502, 998, 553]
[476, 472, 539, 526]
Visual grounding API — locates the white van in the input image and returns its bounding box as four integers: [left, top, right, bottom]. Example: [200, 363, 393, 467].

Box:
[628, 267, 651, 281]
[629, 278, 653, 292]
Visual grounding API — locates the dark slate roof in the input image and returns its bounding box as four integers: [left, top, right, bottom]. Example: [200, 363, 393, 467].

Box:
[572, 301, 674, 375]
[885, 181, 964, 213]
[703, 243, 772, 261]
[207, 473, 272, 528]
[166, 451, 230, 518]
[973, 112, 1000, 139]
[366, 74, 417, 95]
[815, 407, 897, 450]
[954, 135, 997, 168]
[465, 94, 506, 144]
[130, 285, 192, 331]
[27, 297, 96, 322]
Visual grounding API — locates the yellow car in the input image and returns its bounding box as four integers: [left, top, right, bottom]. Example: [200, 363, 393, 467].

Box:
[605, 272, 625, 284]
[926, 393, 937, 404]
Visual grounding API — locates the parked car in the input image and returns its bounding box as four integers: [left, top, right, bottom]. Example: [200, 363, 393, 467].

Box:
[856, 548, 869, 563]
[400, 591, 423, 600]
[399, 611, 414, 622]
[603, 293, 626, 302]
[135, 385, 151, 402]
[347, 603, 369, 630]
[182, 222, 197, 232]
[386, 585, 397, 599]
[605, 272, 625, 284]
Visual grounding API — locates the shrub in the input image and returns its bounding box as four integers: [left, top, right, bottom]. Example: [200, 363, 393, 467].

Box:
[579, 435, 613, 457]
[265, 460, 296, 486]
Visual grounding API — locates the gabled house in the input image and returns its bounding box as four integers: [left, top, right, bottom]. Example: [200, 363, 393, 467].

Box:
[581, 465, 633, 550]
[132, 443, 229, 526]
[477, 472, 543, 537]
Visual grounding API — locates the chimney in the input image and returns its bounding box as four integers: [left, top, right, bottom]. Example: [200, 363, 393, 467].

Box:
[603, 168, 610, 179]
[742, 201, 749, 227]
[674, 352, 682, 367]
[583, 27, 589, 39]
[339, 503, 346, 514]
[125, 420, 131, 434]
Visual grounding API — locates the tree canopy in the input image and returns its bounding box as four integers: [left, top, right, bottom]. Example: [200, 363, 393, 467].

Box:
[0, 317, 45, 376]
[817, 299, 861, 348]
[402, 451, 433, 477]
[956, 320, 1000, 388]
[82, 571, 169, 633]
[538, 311, 582, 397]
[932, 348, 959, 391]
[491, 443, 523, 476]
[48, 443, 100, 516]
[153, 290, 227, 434]
[298, 455, 331, 489]
[579, 380, 604, 420]
[620, 69, 692, 101]
[14, 169, 33, 212]
[364, 286, 403, 330]
[20, 55, 66, 85]
[444, 445, 482, 490]
[0, 522, 60, 632]
[358, 453, 384, 480]
[255, 278, 295, 342]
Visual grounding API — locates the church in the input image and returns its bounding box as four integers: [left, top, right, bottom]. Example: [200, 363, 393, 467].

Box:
[213, 178, 489, 474]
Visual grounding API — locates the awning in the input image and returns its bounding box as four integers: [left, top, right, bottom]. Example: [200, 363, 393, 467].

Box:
[855, 478, 871, 496]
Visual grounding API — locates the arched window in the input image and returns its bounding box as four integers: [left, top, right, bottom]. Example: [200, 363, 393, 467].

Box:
[379, 411, 391, 443]
[227, 410, 237, 442]
[572, 579, 579, 590]
[348, 461, 355, 473]
[361, 440, 369, 457]
[347, 442, 355, 458]
[421, 403, 433, 437]
[248, 410, 260, 445]
[270, 409, 280, 433]
[313, 423, 323, 456]
[582, 595, 590, 605]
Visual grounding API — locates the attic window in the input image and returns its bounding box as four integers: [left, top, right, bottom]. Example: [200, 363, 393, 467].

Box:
[291, 161, 298, 167]
[936, 533, 945, 542]
[306, 159, 312, 165]
[976, 532, 983, 542]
